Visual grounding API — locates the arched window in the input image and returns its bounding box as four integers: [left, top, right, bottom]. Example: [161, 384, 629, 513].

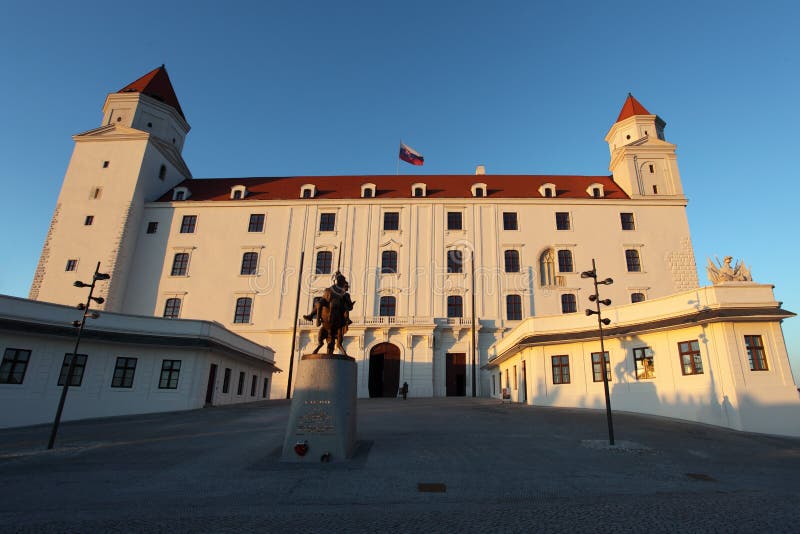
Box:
[557, 249, 573, 273]
[414, 187, 424, 197]
[631, 292, 645, 303]
[411, 183, 427, 197]
[233, 190, 242, 200]
[363, 188, 373, 198]
[361, 183, 376, 198]
[163, 298, 181, 318]
[240, 252, 259, 275]
[171, 253, 189, 276]
[539, 250, 555, 286]
[561, 294, 577, 314]
[504, 250, 520, 273]
[315, 251, 333, 274]
[625, 249, 642, 272]
[381, 250, 398, 274]
[158, 165, 167, 181]
[233, 297, 253, 323]
[506, 295, 522, 320]
[447, 296, 463, 318]
[379, 296, 396, 317]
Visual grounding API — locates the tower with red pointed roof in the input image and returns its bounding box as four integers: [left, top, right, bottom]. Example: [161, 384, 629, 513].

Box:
[605, 94, 684, 199]
[29, 66, 192, 310]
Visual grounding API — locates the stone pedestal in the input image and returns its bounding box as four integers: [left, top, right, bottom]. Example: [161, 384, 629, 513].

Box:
[281, 354, 357, 463]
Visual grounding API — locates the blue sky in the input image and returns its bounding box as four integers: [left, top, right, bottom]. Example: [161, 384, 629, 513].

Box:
[1, 1, 798, 379]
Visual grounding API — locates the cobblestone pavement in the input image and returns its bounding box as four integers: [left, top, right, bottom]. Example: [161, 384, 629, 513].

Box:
[0, 398, 798, 532]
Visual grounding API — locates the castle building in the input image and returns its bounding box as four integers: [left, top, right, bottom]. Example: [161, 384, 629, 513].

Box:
[27, 66, 721, 401]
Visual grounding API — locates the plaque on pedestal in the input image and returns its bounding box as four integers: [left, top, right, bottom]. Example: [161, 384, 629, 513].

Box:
[281, 354, 357, 463]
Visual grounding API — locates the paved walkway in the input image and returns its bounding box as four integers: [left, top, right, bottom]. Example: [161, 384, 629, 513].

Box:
[0, 398, 798, 532]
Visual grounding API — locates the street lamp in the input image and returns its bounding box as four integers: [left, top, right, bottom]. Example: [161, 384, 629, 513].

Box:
[581, 258, 615, 446]
[47, 261, 110, 450]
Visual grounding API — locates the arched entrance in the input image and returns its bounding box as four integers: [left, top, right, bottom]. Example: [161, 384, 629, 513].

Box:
[368, 343, 400, 398]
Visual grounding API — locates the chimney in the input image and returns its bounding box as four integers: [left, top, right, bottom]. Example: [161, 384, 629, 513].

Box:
[475, 165, 486, 175]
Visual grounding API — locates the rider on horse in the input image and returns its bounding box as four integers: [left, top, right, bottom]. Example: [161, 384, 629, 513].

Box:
[303, 271, 355, 331]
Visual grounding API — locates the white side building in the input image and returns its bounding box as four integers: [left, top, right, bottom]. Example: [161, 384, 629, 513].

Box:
[25, 66, 795, 414]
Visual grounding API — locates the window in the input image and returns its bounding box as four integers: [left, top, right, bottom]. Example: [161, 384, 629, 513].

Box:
[315, 251, 332, 274]
[447, 296, 463, 318]
[503, 212, 518, 231]
[513, 365, 518, 390]
[222, 368, 231, 393]
[250, 375, 257, 397]
[413, 187, 424, 197]
[241, 252, 259, 275]
[557, 250, 573, 273]
[381, 251, 398, 274]
[174, 190, 185, 201]
[363, 188, 373, 198]
[506, 295, 522, 320]
[551, 355, 570, 384]
[649, 164, 654, 173]
[234, 297, 253, 323]
[561, 294, 577, 314]
[630, 292, 645, 303]
[237, 371, 245, 395]
[111, 357, 137, 388]
[620, 213, 635, 230]
[555, 212, 571, 230]
[159, 360, 181, 389]
[319, 213, 336, 231]
[652, 185, 658, 194]
[625, 249, 641, 272]
[447, 250, 463, 273]
[103, 161, 109, 168]
[146, 221, 158, 234]
[58, 353, 87, 386]
[163, 298, 181, 318]
[65, 259, 78, 272]
[379, 296, 396, 317]
[745, 335, 768, 371]
[447, 212, 463, 230]
[504, 250, 520, 273]
[474, 188, 484, 197]
[592, 187, 601, 198]
[232, 190, 242, 200]
[539, 183, 556, 198]
[262, 377, 269, 398]
[180, 215, 197, 233]
[383, 212, 399, 231]
[171, 253, 189, 276]
[302, 188, 312, 198]
[591, 352, 611, 382]
[230, 185, 247, 200]
[248, 214, 265, 232]
[159, 165, 167, 180]
[678, 340, 703, 375]
[633, 347, 655, 379]
[84, 215, 94, 226]
[92, 187, 102, 199]
[544, 188, 553, 198]
[0, 348, 31, 384]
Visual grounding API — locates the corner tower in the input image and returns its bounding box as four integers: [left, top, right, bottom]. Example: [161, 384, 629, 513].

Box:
[605, 94, 684, 198]
[30, 66, 192, 311]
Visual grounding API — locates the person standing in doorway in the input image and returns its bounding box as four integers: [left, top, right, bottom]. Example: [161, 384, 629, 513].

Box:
[401, 382, 409, 400]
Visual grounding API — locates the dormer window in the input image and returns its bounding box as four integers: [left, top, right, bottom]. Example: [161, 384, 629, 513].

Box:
[411, 183, 427, 197]
[586, 183, 605, 198]
[538, 183, 556, 198]
[471, 183, 487, 198]
[230, 185, 247, 200]
[300, 184, 316, 199]
[172, 186, 190, 201]
[361, 183, 376, 198]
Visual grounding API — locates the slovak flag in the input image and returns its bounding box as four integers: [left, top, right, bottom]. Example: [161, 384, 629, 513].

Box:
[399, 142, 424, 166]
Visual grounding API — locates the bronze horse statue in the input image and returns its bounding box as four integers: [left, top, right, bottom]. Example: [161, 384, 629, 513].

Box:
[304, 273, 354, 356]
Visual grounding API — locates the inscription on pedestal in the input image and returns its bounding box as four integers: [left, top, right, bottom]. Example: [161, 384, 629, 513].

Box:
[295, 400, 335, 435]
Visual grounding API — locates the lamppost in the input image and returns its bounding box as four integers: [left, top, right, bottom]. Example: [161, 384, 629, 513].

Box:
[47, 261, 110, 450]
[581, 258, 615, 446]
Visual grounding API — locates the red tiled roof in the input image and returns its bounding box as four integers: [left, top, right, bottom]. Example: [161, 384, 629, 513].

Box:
[616, 93, 651, 122]
[155, 174, 629, 202]
[118, 65, 185, 119]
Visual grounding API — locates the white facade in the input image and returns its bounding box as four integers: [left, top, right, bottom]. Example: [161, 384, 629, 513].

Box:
[0, 295, 277, 428]
[41, 67, 796, 405]
[486, 284, 800, 437]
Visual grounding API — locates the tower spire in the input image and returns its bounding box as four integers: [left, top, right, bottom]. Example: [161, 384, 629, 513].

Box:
[118, 65, 185, 119]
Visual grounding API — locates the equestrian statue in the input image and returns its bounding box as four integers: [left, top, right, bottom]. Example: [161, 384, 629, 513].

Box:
[303, 271, 355, 355]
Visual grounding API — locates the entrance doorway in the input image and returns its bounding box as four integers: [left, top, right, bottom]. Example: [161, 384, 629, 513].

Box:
[205, 364, 218, 406]
[369, 343, 400, 397]
[446, 353, 466, 396]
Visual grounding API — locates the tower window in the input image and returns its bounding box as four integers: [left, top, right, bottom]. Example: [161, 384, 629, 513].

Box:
[159, 165, 167, 180]
[557, 249, 573, 273]
[233, 297, 253, 323]
[171, 253, 189, 276]
[180, 215, 197, 233]
[92, 187, 102, 199]
[65, 259, 78, 272]
[102, 161, 109, 168]
[620, 213, 635, 230]
[506, 295, 522, 320]
[163, 298, 182, 318]
[649, 164, 654, 173]
[652, 185, 658, 194]
[625, 249, 642, 272]
[146, 222, 158, 234]
[631, 292, 646, 303]
[147, 122, 153, 128]
[84, 215, 94, 226]
[504, 250, 520, 273]
[745, 335, 768, 371]
[240, 252, 259, 275]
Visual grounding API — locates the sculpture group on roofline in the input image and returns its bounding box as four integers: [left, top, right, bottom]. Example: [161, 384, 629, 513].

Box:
[303, 271, 355, 356]
[706, 256, 753, 284]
